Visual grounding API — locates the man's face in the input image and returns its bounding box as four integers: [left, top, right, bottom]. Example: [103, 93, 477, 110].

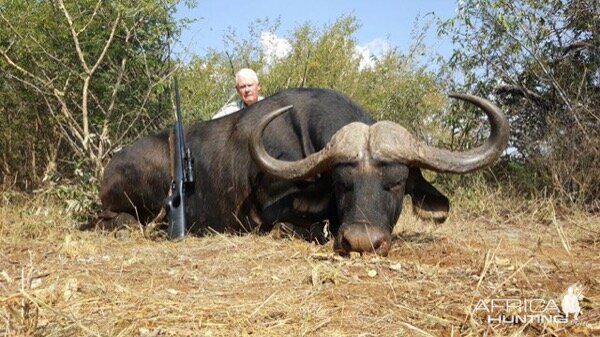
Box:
[236, 76, 261, 106]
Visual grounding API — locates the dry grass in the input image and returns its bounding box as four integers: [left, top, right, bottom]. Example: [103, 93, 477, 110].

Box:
[1, 191, 599, 337]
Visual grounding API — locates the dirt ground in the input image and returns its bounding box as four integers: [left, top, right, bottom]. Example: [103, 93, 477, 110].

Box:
[1, 194, 599, 337]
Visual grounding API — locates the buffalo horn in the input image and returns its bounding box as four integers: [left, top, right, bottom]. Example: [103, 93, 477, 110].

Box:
[249, 105, 369, 180]
[376, 94, 509, 173]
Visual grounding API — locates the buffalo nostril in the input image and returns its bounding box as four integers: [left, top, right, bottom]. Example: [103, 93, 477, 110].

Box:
[374, 239, 390, 257]
[371, 237, 383, 251]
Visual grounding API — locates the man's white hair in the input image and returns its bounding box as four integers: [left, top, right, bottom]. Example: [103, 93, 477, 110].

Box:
[235, 68, 259, 85]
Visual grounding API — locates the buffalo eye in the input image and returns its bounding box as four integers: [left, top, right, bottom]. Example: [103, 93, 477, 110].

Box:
[332, 164, 356, 193]
[378, 162, 409, 193]
[334, 179, 354, 193]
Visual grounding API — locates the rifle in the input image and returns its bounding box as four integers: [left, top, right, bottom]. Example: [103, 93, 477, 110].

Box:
[165, 77, 194, 240]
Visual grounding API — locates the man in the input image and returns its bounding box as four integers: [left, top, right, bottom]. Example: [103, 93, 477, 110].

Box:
[212, 68, 264, 119]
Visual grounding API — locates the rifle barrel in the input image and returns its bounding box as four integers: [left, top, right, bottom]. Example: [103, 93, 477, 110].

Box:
[166, 77, 187, 240]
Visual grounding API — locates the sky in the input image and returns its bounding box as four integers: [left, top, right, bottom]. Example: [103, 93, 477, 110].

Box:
[174, 0, 459, 69]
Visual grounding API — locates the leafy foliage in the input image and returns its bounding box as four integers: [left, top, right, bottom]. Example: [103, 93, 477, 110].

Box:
[439, 0, 599, 204]
[0, 0, 182, 188]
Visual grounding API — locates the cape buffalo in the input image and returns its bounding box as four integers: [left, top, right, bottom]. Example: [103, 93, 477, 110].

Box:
[97, 88, 509, 256]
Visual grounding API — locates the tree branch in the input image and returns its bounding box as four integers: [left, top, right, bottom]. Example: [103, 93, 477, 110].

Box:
[57, 0, 90, 74]
[89, 11, 121, 75]
[79, 0, 103, 34]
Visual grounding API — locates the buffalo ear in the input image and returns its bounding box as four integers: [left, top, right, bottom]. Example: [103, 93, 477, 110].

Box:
[406, 168, 449, 223]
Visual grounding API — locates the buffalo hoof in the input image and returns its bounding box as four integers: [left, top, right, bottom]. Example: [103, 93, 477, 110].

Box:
[93, 210, 139, 232]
